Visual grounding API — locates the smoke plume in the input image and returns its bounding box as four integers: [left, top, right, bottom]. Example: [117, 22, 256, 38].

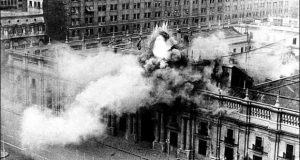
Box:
[21, 45, 152, 148]
[20, 24, 233, 148]
[236, 28, 299, 82]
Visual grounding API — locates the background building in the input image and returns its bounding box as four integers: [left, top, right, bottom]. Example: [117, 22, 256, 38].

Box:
[0, 0, 47, 51]
[0, 0, 28, 11]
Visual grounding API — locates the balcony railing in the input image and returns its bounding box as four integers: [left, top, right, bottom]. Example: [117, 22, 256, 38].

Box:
[224, 137, 235, 145]
[252, 144, 264, 153]
[283, 153, 295, 160]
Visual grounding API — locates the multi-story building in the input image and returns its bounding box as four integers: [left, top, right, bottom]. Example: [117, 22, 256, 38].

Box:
[223, 0, 298, 26]
[0, 0, 28, 11]
[44, 0, 227, 49]
[105, 73, 299, 160]
[43, 0, 297, 50]
[0, 4, 47, 51]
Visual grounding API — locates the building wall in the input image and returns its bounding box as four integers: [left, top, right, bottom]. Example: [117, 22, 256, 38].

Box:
[223, 0, 291, 24]
[107, 90, 299, 160]
[0, 0, 28, 11]
[1, 47, 77, 113]
[0, 11, 47, 50]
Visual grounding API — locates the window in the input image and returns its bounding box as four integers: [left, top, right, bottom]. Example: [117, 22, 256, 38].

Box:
[198, 140, 207, 155]
[170, 132, 178, 147]
[98, 5, 106, 11]
[184, 0, 189, 5]
[293, 38, 297, 45]
[227, 129, 233, 139]
[144, 12, 151, 18]
[98, 16, 105, 23]
[145, 2, 151, 8]
[154, 1, 161, 7]
[110, 4, 117, 10]
[201, 0, 206, 4]
[110, 15, 117, 22]
[133, 13, 140, 19]
[198, 122, 208, 136]
[201, 17, 206, 22]
[144, 22, 151, 29]
[122, 3, 129, 9]
[233, 48, 236, 53]
[255, 136, 262, 147]
[134, 3, 140, 9]
[30, 79, 37, 104]
[225, 147, 234, 160]
[155, 12, 161, 18]
[122, 14, 129, 20]
[210, 0, 214, 3]
[253, 155, 262, 160]
[285, 144, 294, 159]
[122, 25, 129, 31]
[241, 47, 243, 53]
[46, 87, 52, 109]
[165, 1, 170, 6]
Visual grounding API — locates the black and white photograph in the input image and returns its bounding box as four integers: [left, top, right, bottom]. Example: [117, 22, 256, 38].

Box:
[0, 0, 299, 159]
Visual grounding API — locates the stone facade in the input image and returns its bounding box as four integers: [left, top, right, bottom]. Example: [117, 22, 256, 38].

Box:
[106, 89, 299, 160]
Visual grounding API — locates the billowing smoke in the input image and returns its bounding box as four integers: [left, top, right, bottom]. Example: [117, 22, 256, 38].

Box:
[236, 28, 299, 82]
[20, 24, 231, 148]
[21, 45, 153, 148]
[190, 31, 230, 61]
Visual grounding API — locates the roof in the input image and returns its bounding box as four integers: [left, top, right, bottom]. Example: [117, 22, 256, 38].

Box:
[196, 27, 244, 39]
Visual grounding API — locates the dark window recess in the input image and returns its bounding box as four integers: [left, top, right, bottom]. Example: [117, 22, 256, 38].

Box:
[198, 140, 207, 155]
[225, 147, 234, 160]
[46, 89, 52, 109]
[285, 144, 294, 160]
[255, 137, 262, 147]
[292, 38, 297, 45]
[253, 155, 262, 160]
[170, 132, 178, 147]
[225, 129, 234, 144]
[199, 122, 208, 136]
[253, 136, 263, 152]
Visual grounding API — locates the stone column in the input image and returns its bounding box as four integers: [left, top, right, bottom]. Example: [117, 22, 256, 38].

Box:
[186, 119, 190, 150]
[180, 118, 185, 150]
[125, 115, 130, 140]
[160, 113, 165, 143]
[154, 111, 160, 142]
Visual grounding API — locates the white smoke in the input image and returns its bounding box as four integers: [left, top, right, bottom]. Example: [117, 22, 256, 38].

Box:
[190, 31, 230, 61]
[21, 45, 152, 148]
[236, 28, 299, 82]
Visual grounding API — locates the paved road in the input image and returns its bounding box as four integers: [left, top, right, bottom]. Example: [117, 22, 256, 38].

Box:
[1, 105, 146, 160]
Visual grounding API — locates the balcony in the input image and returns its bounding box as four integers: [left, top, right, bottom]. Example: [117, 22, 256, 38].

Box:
[283, 153, 295, 160]
[224, 137, 235, 145]
[252, 144, 264, 153]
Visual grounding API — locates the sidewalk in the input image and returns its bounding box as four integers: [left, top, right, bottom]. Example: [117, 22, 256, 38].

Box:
[99, 136, 178, 160]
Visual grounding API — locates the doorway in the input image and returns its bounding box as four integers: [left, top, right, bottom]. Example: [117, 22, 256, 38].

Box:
[225, 147, 234, 160]
[140, 110, 155, 142]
